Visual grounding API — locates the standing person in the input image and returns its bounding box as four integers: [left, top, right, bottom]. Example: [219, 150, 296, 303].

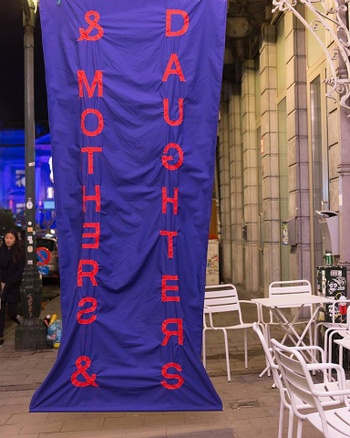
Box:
[0, 229, 25, 346]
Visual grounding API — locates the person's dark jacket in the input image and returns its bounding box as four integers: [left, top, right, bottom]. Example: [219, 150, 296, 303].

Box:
[0, 244, 25, 303]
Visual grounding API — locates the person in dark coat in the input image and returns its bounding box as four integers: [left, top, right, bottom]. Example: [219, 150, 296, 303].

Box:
[0, 229, 25, 346]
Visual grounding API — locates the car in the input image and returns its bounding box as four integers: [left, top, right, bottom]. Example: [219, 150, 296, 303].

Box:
[36, 234, 59, 280]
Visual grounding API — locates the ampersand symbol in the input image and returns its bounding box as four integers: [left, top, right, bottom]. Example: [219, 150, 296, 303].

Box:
[71, 356, 99, 387]
[78, 10, 104, 41]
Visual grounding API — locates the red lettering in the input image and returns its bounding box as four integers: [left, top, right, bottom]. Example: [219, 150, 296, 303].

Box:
[163, 98, 184, 126]
[77, 260, 98, 286]
[162, 187, 179, 215]
[82, 222, 100, 249]
[161, 318, 183, 346]
[162, 275, 180, 302]
[78, 10, 104, 42]
[166, 9, 190, 37]
[158, 7, 189, 387]
[77, 70, 103, 98]
[71, 355, 98, 387]
[162, 54, 185, 82]
[77, 297, 98, 324]
[81, 109, 104, 137]
[81, 147, 102, 174]
[162, 143, 184, 171]
[161, 362, 184, 390]
[82, 185, 101, 212]
[160, 230, 178, 258]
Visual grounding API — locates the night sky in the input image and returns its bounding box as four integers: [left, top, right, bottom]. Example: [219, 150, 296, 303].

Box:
[0, 0, 48, 127]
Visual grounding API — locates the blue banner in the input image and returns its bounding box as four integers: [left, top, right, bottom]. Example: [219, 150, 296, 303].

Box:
[30, 0, 226, 412]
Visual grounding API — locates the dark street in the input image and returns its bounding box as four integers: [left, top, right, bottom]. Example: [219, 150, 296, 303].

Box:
[41, 280, 60, 304]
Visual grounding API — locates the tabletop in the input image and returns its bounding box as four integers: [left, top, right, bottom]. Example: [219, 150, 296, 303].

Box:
[251, 294, 331, 308]
[334, 336, 350, 350]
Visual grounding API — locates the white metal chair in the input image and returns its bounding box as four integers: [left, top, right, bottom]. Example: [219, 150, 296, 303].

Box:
[202, 284, 261, 382]
[314, 297, 350, 352]
[253, 322, 291, 438]
[271, 338, 350, 438]
[262, 280, 315, 347]
[323, 305, 350, 370]
[253, 323, 347, 438]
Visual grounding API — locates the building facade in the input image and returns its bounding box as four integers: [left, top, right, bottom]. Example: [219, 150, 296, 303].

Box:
[217, 0, 350, 295]
[0, 129, 55, 230]
[2, 1, 350, 295]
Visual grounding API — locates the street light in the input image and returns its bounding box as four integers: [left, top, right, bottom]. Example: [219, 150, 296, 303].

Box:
[15, 0, 47, 351]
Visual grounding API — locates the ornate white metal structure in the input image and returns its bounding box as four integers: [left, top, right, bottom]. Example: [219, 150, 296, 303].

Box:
[272, 0, 350, 111]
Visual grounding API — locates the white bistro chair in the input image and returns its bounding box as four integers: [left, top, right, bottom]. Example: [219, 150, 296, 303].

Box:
[324, 305, 350, 370]
[262, 280, 315, 346]
[253, 323, 349, 438]
[271, 338, 350, 438]
[202, 284, 260, 382]
[314, 297, 350, 355]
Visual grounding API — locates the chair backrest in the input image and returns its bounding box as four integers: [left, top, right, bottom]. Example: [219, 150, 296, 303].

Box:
[269, 280, 312, 310]
[271, 338, 329, 432]
[204, 284, 242, 325]
[269, 279, 312, 298]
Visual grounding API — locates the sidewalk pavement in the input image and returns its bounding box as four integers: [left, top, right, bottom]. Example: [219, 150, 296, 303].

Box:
[0, 289, 324, 438]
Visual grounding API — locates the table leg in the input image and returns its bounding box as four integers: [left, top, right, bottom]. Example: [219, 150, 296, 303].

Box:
[271, 304, 321, 364]
[339, 344, 344, 368]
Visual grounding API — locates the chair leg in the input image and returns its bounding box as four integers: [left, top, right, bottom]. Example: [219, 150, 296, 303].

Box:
[314, 322, 322, 350]
[308, 324, 314, 347]
[223, 329, 231, 382]
[288, 408, 294, 438]
[296, 418, 303, 438]
[314, 324, 318, 348]
[202, 330, 206, 368]
[244, 329, 248, 368]
[278, 400, 284, 438]
[327, 330, 338, 379]
[324, 329, 337, 379]
[261, 324, 271, 377]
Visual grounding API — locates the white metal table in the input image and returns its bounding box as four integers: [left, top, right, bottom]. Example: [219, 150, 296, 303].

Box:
[252, 294, 331, 376]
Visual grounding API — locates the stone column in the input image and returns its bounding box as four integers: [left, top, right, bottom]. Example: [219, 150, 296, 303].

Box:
[260, 24, 280, 292]
[242, 60, 259, 292]
[218, 95, 232, 282]
[229, 84, 244, 284]
[284, 12, 311, 282]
